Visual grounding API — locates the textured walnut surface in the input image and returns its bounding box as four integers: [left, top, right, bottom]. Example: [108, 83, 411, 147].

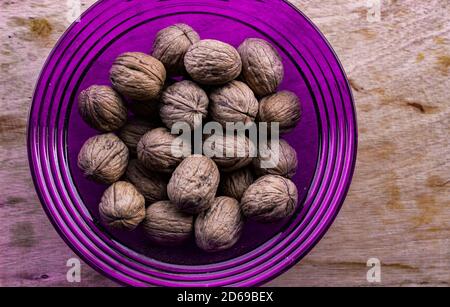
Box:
[152, 24, 200, 76]
[77, 133, 129, 184]
[210, 80, 259, 126]
[118, 118, 156, 155]
[220, 167, 254, 201]
[184, 39, 242, 85]
[78, 85, 128, 132]
[99, 181, 146, 230]
[204, 134, 256, 172]
[125, 159, 168, 204]
[238, 38, 284, 97]
[160, 80, 209, 130]
[143, 201, 194, 246]
[137, 127, 190, 172]
[253, 139, 298, 179]
[195, 197, 243, 252]
[167, 155, 220, 214]
[241, 175, 298, 223]
[110, 52, 166, 101]
[258, 90, 302, 133]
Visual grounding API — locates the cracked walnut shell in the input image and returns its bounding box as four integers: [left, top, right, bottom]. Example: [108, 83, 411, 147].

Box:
[241, 175, 298, 223]
[77, 133, 129, 184]
[209, 80, 259, 126]
[184, 39, 242, 85]
[167, 155, 220, 214]
[143, 201, 194, 246]
[99, 181, 146, 230]
[78, 85, 128, 132]
[238, 38, 284, 97]
[110, 52, 166, 101]
[195, 197, 243, 252]
[160, 80, 209, 130]
[152, 24, 200, 76]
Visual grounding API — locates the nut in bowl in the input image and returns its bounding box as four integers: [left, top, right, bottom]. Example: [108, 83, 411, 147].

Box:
[75, 22, 306, 253]
[30, 0, 356, 287]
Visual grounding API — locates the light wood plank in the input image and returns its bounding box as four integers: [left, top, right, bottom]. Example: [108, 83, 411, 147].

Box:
[0, 0, 449, 287]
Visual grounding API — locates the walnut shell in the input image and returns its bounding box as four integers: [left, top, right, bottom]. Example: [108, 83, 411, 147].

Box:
[258, 91, 302, 133]
[99, 181, 146, 230]
[118, 118, 156, 155]
[110, 52, 166, 101]
[152, 24, 200, 76]
[209, 81, 259, 126]
[253, 139, 298, 178]
[143, 201, 194, 246]
[161, 80, 208, 130]
[204, 134, 256, 172]
[220, 167, 254, 201]
[238, 38, 284, 97]
[78, 85, 127, 132]
[137, 127, 191, 173]
[241, 175, 298, 223]
[184, 39, 242, 85]
[167, 155, 220, 214]
[195, 197, 243, 252]
[77, 133, 129, 184]
[125, 160, 168, 204]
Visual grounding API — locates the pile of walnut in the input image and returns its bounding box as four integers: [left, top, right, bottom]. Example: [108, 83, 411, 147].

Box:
[77, 24, 301, 253]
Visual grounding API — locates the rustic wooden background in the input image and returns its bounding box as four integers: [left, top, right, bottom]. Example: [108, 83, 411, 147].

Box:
[0, 0, 449, 287]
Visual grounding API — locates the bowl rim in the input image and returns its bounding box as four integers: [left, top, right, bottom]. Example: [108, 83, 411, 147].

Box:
[27, 0, 358, 287]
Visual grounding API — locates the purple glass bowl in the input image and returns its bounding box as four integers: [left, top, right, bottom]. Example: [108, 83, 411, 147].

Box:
[27, 0, 357, 287]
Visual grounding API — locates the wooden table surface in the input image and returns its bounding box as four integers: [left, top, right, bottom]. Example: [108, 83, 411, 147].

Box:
[0, 0, 449, 287]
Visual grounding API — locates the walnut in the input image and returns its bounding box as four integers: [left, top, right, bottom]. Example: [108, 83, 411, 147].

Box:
[209, 81, 258, 126]
[253, 139, 298, 178]
[110, 52, 166, 101]
[160, 80, 208, 130]
[238, 38, 284, 97]
[204, 134, 256, 172]
[241, 175, 298, 223]
[143, 201, 194, 246]
[152, 24, 200, 76]
[184, 39, 242, 85]
[167, 155, 220, 214]
[99, 181, 146, 230]
[195, 197, 243, 252]
[118, 118, 156, 155]
[258, 91, 301, 133]
[78, 85, 127, 132]
[125, 160, 168, 204]
[220, 167, 254, 201]
[77, 133, 129, 184]
[137, 127, 191, 173]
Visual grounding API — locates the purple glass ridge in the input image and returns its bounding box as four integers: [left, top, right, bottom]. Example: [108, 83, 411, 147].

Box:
[28, 0, 357, 287]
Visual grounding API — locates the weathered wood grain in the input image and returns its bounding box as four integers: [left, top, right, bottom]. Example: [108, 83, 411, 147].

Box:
[0, 0, 449, 287]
